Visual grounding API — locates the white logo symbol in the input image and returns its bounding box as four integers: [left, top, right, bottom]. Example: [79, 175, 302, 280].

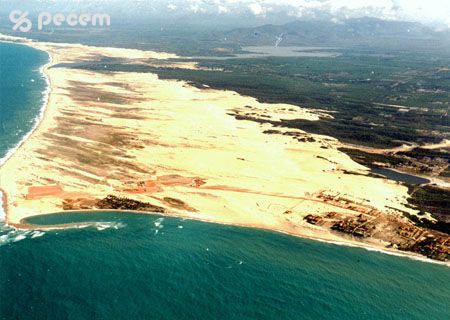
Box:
[9, 10, 32, 32]
[8, 11, 111, 32]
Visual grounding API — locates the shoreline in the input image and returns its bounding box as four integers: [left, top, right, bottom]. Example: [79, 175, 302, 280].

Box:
[0, 35, 448, 265]
[0, 39, 53, 223]
[12, 208, 450, 267]
[0, 39, 53, 225]
[343, 141, 450, 189]
[0, 40, 52, 168]
[0, 187, 7, 221]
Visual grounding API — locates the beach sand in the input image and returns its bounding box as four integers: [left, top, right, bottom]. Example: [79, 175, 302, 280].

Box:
[2, 34, 445, 262]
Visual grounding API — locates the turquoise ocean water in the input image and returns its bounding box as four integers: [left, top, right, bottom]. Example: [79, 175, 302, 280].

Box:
[0, 42, 449, 320]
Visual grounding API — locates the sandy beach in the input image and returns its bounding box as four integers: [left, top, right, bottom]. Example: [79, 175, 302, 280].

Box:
[0, 34, 448, 263]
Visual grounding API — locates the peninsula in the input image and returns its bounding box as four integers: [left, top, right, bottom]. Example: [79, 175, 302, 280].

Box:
[0, 34, 448, 263]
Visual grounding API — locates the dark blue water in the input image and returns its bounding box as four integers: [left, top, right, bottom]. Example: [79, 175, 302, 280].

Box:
[0, 41, 48, 164]
[0, 212, 449, 319]
[370, 167, 430, 185]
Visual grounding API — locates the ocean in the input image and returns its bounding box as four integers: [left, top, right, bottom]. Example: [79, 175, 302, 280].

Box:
[0, 41, 49, 167]
[1, 212, 450, 319]
[0, 41, 449, 320]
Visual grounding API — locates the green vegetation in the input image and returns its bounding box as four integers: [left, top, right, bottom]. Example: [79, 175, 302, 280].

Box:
[2, 13, 449, 148]
[68, 48, 449, 148]
[337, 148, 412, 167]
[0, 24, 242, 57]
[408, 185, 450, 216]
[406, 185, 450, 234]
[172, 52, 449, 148]
[60, 50, 450, 147]
[339, 147, 449, 178]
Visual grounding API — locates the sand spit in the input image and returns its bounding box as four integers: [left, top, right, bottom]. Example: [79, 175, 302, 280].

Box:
[0, 34, 448, 262]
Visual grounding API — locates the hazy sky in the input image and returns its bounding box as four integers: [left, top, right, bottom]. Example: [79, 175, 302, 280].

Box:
[172, 0, 450, 27]
[2, 0, 450, 28]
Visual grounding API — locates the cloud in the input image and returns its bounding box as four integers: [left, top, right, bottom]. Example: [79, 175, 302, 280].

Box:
[217, 5, 229, 13]
[167, 4, 177, 10]
[188, 2, 206, 13]
[248, 3, 264, 15]
[192, 0, 450, 27]
[247, 2, 274, 17]
[13, 0, 450, 28]
[280, 0, 450, 27]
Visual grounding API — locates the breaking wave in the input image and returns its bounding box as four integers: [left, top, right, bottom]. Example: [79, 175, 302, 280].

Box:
[0, 43, 51, 167]
[0, 224, 46, 246]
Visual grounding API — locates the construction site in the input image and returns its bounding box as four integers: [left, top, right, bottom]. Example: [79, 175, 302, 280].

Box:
[301, 191, 449, 261]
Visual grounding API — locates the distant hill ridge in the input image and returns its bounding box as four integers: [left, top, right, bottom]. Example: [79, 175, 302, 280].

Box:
[224, 17, 450, 48]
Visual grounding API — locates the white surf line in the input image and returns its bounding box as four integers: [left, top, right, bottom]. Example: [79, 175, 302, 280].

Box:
[0, 40, 52, 167]
[0, 40, 52, 222]
[0, 193, 4, 221]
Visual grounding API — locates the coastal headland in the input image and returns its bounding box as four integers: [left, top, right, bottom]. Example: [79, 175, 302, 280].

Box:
[0, 34, 448, 263]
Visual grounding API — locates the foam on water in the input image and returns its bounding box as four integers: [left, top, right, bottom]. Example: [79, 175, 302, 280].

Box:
[0, 219, 127, 246]
[154, 217, 164, 228]
[94, 221, 127, 231]
[153, 217, 165, 234]
[0, 224, 45, 246]
[0, 42, 51, 230]
[2, 212, 449, 320]
[0, 193, 5, 221]
[0, 41, 52, 167]
[30, 231, 45, 238]
[68, 221, 127, 231]
[311, 236, 450, 267]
